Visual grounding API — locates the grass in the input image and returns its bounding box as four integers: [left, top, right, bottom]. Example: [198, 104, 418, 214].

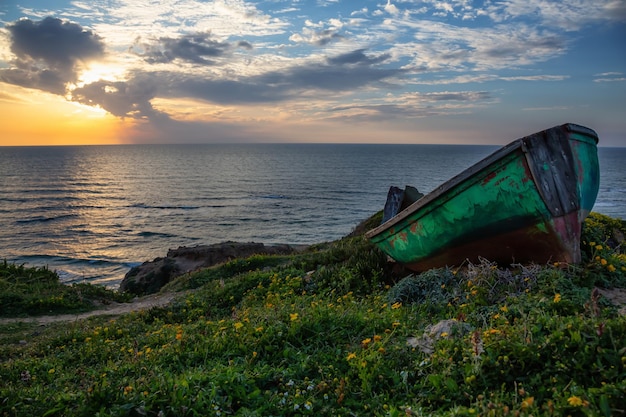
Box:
[0, 261, 130, 318]
[1, 212, 625, 416]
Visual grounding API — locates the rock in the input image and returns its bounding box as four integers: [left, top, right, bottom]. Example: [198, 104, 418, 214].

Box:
[406, 319, 472, 354]
[119, 241, 299, 296]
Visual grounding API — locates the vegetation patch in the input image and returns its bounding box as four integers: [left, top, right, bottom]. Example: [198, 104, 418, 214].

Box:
[0, 212, 625, 416]
[0, 261, 130, 318]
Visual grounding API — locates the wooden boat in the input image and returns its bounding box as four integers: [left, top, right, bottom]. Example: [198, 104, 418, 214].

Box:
[366, 123, 600, 271]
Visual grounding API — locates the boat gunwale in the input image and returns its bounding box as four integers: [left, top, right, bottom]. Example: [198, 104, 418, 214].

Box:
[365, 123, 598, 240]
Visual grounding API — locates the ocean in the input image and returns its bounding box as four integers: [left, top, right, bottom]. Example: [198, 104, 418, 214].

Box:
[1, 144, 624, 288]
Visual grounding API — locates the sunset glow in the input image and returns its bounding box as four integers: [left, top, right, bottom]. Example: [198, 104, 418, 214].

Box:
[1, 0, 624, 146]
[2, 86, 124, 146]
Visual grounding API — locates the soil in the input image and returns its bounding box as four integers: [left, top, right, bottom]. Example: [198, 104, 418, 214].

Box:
[0, 291, 189, 326]
[597, 287, 626, 316]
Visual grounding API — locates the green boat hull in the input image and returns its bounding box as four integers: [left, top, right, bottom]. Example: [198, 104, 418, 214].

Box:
[366, 123, 600, 271]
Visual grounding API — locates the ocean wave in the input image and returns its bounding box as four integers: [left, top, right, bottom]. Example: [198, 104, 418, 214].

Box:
[135, 231, 178, 238]
[15, 213, 79, 224]
[10, 254, 135, 287]
[129, 203, 201, 210]
[257, 194, 289, 199]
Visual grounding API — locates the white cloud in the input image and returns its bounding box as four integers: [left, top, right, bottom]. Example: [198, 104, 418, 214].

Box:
[384, 0, 401, 16]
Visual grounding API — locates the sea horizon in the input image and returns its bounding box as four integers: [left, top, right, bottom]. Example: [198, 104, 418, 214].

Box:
[1, 143, 624, 288]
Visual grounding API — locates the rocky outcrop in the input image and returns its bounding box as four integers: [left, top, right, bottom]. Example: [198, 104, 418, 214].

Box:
[119, 241, 299, 296]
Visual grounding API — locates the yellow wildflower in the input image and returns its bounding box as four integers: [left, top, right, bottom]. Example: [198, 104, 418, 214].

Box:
[567, 396, 583, 407]
[391, 302, 402, 309]
[600, 258, 608, 266]
[377, 347, 386, 354]
[392, 321, 401, 328]
[373, 335, 382, 342]
[440, 332, 449, 338]
[361, 337, 372, 347]
[521, 397, 534, 410]
[595, 244, 603, 251]
[553, 293, 561, 303]
[608, 264, 616, 272]
[500, 305, 508, 312]
[234, 322, 244, 330]
[346, 352, 357, 361]
[290, 313, 299, 321]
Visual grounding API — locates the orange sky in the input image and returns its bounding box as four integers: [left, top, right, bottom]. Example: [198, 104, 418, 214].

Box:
[1, 84, 125, 146]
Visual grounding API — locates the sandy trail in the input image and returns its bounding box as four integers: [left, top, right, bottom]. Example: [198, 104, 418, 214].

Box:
[0, 291, 187, 326]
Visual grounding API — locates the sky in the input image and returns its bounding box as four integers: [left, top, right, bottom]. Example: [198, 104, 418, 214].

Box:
[0, 0, 625, 146]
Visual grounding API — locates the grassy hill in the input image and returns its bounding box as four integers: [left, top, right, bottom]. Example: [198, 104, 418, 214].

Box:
[1, 212, 625, 416]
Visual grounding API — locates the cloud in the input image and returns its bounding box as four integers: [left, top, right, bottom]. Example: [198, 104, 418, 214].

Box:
[66, 46, 402, 119]
[593, 72, 626, 82]
[289, 19, 345, 46]
[0, 17, 105, 94]
[415, 91, 493, 101]
[164, 49, 403, 105]
[313, 89, 495, 123]
[290, 28, 344, 46]
[70, 76, 169, 120]
[384, 0, 401, 16]
[132, 32, 252, 65]
[482, 0, 625, 30]
[326, 49, 390, 66]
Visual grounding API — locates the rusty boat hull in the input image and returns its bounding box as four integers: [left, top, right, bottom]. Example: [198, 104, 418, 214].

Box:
[365, 123, 600, 271]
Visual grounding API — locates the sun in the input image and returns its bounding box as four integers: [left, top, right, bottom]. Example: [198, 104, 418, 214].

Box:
[74, 62, 126, 87]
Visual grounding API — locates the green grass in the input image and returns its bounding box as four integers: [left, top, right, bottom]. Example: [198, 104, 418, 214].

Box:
[1, 212, 625, 416]
[0, 261, 130, 317]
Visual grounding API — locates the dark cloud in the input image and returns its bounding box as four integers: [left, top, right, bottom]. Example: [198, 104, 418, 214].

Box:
[313, 29, 344, 46]
[327, 49, 390, 66]
[71, 77, 167, 120]
[133, 32, 251, 65]
[0, 67, 68, 95]
[0, 17, 105, 93]
[482, 36, 564, 59]
[167, 49, 401, 104]
[237, 40, 253, 50]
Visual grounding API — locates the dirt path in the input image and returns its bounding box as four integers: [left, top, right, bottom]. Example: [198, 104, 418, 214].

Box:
[597, 288, 626, 316]
[2, 288, 624, 327]
[0, 291, 188, 326]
